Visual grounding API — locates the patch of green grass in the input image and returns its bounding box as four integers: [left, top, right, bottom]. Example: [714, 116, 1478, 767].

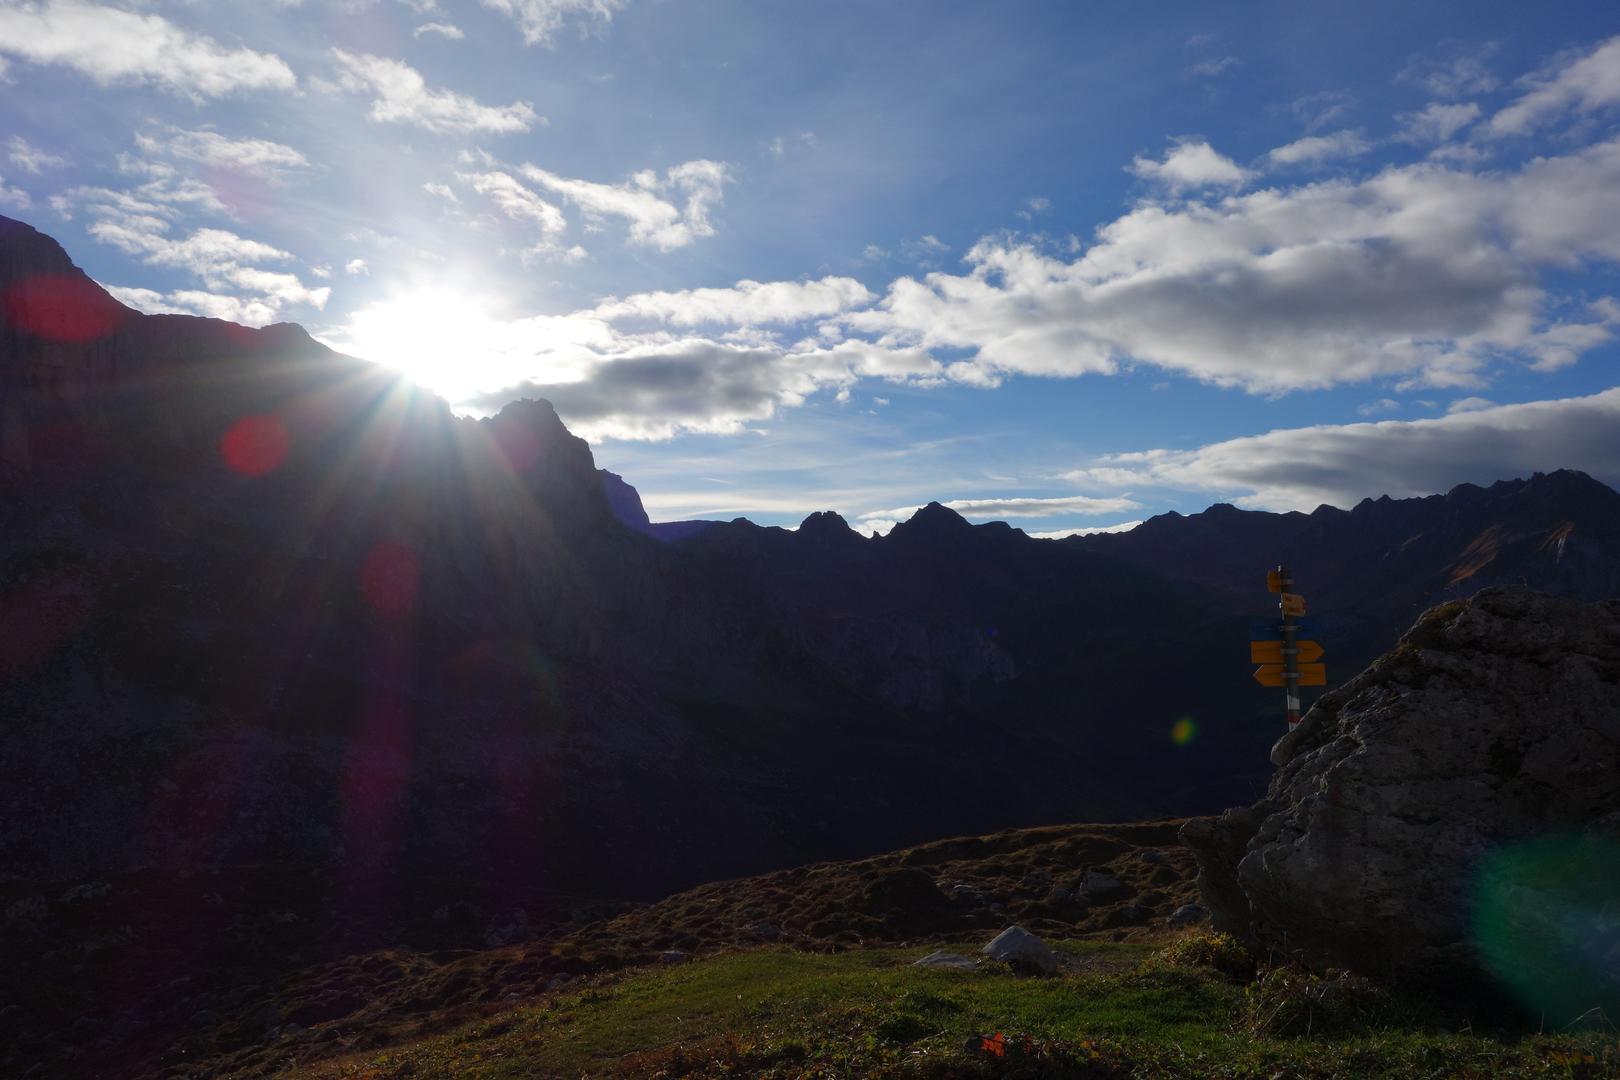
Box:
[302, 943, 1620, 1079]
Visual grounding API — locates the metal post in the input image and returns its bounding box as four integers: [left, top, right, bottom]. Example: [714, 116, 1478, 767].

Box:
[1278, 563, 1301, 727]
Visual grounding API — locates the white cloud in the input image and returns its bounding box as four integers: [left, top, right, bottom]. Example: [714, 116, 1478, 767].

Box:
[1026, 520, 1144, 539]
[479, 0, 627, 46]
[1065, 387, 1620, 510]
[461, 169, 570, 259]
[0, 171, 30, 208]
[332, 49, 538, 134]
[850, 136, 1620, 395]
[6, 135, 65, 173]
[423, 181, 459, 202]
[454, 337, 939, 441]
[1187, 56, 1238, 77]
[519, 159, 729, 250]
[1017, 196, 1050, 221]
[344, 258, 368, 275]
[1447, 396, 1495, 413]
[109, 284, 284, 328]
[1291, 91, 1356, 133]
[1396, 102, 1481, 144]
[860, 494, 1144, 524]
[1489, 35, 1620, 137]
[1357, 398, 1400, 416]
[136, 127, 307, 174]
[1267, 129, 1371, 166]
[413, 21, 464, 39]
[1400, 42, 1499, 99]
[591, 277, 874, 327]
[63, 176, 329, 325]
[1129, 139, 1251, 191]
[0, 0, 294, 99]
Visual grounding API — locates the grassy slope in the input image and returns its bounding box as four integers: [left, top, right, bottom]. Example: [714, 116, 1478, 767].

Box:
[296, 942, 1618, 1079]
[14, 819, 1618, 1078]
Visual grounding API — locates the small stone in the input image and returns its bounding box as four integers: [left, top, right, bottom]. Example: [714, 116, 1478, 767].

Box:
[658, 949, 691, 964]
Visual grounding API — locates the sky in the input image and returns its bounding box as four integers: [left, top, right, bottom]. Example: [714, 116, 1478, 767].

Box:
[2, 0, 1619, 536]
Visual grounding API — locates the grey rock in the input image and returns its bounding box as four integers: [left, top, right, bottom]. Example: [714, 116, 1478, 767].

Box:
[913, 949, 978, 970]
[658, 949, 691, 964]
[1079, 869, 1127, 901]
[1183, 587, 1620, 994]
[483, 909, 529, 947]
[982, 925, 1058, 974]
[1168, 903, 1209, 926]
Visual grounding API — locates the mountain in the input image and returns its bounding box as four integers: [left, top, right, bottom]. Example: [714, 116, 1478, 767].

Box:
[3, 212, 1618, 900]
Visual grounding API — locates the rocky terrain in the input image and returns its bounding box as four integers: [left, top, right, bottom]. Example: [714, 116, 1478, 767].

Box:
[1184, 586, 1620, 1022]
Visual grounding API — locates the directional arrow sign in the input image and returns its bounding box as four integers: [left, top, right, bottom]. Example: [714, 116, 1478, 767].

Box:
[1279, 592, 1307, 617]
[1250, 640, 1325, 664]
[1253, 663, 1328, 688]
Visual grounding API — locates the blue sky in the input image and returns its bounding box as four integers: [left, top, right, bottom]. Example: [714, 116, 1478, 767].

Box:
[2, 0, 1619, 534]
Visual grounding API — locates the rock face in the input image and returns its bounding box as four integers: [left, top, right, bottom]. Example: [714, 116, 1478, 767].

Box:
[1183, 586, 1620, 995]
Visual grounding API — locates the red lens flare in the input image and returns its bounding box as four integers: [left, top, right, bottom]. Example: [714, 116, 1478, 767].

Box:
[219, 415, 290, 477]
[2, 273, 125, 343]
[358, 541, 420, 617]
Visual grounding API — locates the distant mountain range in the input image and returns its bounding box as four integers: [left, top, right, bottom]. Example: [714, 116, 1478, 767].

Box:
[4, 212, 1617, 897]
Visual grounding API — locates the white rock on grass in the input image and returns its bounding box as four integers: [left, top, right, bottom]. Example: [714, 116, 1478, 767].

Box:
[982, 925, 1058, 974]
[912, 949, 978, 970]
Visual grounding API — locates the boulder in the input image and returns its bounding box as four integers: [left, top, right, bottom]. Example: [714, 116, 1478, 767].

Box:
[913, 949, 978, 971]
[1183, 587, 1620, 1010]
[982, 925, 1058, 974]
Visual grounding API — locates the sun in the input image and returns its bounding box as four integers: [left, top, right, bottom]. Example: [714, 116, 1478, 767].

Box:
[325, 288, 507, 404]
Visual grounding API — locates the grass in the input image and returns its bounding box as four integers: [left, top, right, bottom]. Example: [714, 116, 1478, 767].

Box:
[292, 937, 1620, 1079]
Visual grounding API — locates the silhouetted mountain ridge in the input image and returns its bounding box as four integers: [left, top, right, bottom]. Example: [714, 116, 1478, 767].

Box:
[3, 213, 1616, 901]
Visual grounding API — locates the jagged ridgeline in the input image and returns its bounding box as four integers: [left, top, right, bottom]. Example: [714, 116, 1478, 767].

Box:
[4, 211, 1620, 897]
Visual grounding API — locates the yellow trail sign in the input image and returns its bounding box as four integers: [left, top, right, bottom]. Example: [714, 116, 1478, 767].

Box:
[1253, 663, 1327, 688]
[1265, 569, 1290, 593]
[1250, 640, 1325, 664]
[1279, 592, 1307, 617]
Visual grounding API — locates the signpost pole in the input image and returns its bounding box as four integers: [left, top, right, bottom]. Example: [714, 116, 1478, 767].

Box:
[1278, 563, 1301, 728]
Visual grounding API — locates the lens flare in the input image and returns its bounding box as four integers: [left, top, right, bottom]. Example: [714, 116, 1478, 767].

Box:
[1170, 716, 1198, 746]
[1469, 833, 1620, 1025]
[219, 415, 290, 477]
[358, 540, 421, 618]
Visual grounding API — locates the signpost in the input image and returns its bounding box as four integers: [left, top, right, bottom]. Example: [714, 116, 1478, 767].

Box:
[1249, 639, 1324, 664]
[1252, 563, 1326, 728]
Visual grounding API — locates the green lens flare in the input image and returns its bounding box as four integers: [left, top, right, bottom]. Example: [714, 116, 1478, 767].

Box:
[1468, 833, 1620, 1025]
[1170, 717, 1197, 746]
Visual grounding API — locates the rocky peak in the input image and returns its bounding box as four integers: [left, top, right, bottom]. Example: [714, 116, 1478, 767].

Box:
[600, 468, 653, 531]
[886, 501, 973, 544]
[0, 213, 84, 285]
